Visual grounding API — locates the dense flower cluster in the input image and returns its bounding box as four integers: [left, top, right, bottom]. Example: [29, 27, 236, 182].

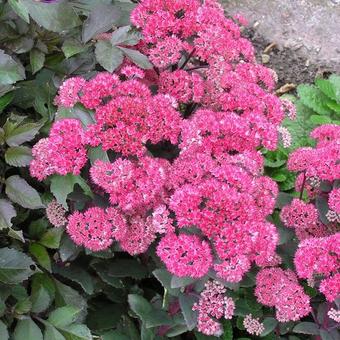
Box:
[294, 233, 340, 301]
[46, 200, 67, 228]
[255, 268, 312, 322]
[30, 119, 87, 180]
[192, 281, 235, 336]
[243, 314, 265, 336]
[328, 308, 340, 323]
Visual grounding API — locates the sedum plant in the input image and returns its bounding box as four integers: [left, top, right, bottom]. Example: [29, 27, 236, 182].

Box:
[0, 0, 338, 339]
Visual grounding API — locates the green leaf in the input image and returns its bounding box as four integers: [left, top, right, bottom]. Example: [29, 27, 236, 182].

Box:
[297, 84, 331, 115]
[0, 248, 37, 284]
[309, 114, 332, 125]
[62, 39, 86, 59]
[86, 304, 124, 331]
[260, 318, 278, 337]
[171, 276, 197, 289]
[95, 41, 124, 72]
[48, 306, 81, 328]
[88, 146, 109, 164]
[223, 320, 233, 340]
[315, 78, 337, 101]
[31, 286, 52, 313]
[59, 235, 81, 262]
[29, 243, 51, 272]
[0, 320, 9, 340]
[329, 74, 340, 102]
[5, 146, 32, 167]
[24, 0, 81, 33]
[50, 174, 93, 209]
[315, 195, 330, 225]
[179, 294, 197, 331]
[57, 106, 95, 127]
[82, 4, 121, 43]
[52, 264, 94, 295]
[59, 324, 92, 340]
[14, 297, 32, 314]
[153, 269, 180, 296]
[9, 0, 30, 23]
[30, 49, 45, 75]
[0, 50, 25, 85]
[44, 324, 66, 340]
[54, 280, 87, 320]
[118, 47, 153, 69]
[39, 228, 64, 249]
[0, 91, 14, 113]
[101, 330, 129, 340]
[108, 259, 148, 279]
[293, 322, 320, 335]
[0, 199, 16, 230]
[6, 175, 44, 209]
[4, 121, 43, 146]
[128, 294, 153, 321]
[111, 26, 141, 46]
[13, 318, 43, 340]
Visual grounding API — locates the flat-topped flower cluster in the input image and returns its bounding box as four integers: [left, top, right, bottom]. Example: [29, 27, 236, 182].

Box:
[30, 0, 339, 336]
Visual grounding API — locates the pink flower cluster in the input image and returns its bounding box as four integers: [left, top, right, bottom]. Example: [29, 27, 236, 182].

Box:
[288, 125, 340, 182]
[294, 233, 340, 302]
[192, 281, 235, 336]
[46, 199, 67, 228]
[255, 268, 312, 322]
[30, 119, 87, 180]
[243, 314, 265, 336]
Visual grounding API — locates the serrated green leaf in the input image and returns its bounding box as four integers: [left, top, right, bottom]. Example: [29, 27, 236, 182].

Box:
[30, 49, 45, 75]
[29, 243, 51, 272]
[118, 47, 153, 69]
[0, 199, 16, 230]
[24, 0, 81, 33]
[82, 4, 121, 43]
[95, 41, 124, 72]
[13, 318, 43, 340]
[39, 228, 64, 249]
[309, 114, 332, 125]
[5, 146, 32, 167]
[293, 322, 320, 335]
[0, 248, 37, 284]
[329, 74, 340, 102]
[48, 306, 81, 328]
[4, 121, 43, 146]
[297, 84, 331, 115]
[315, 78, 337, 101]
[128, 294, 153, 321]
[88, 146, 109, 164]
[0, 50, 25, 85]
[50, 174, 93, 209]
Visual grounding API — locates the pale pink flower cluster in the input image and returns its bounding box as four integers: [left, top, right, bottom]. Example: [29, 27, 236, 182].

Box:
[328, 308, 340, 323]
[255, 268, 312, 322]
[243, 314, 265, 336]
[46, 199, 67, 228]
[192, 281, 235, 336]
[294, 233, 340, 302]
[329, 188, 340, 214]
